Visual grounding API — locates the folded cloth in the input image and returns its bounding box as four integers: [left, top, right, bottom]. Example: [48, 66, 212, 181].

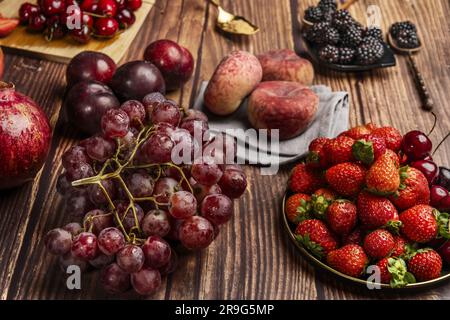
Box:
[193, 81, 349, 167]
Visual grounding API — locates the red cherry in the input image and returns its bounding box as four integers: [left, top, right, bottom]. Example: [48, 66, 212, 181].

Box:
[410, 160, 439, 185]
[94, 17, 119, 37]
[430, 185, 449, 208]
[40, 0, 66, 15]
[115, 0, 126, 9]
[439, 195, 450, 211]
[115, 8, 135, 28]
[27, 12, 47, 32]
[401, 130, 433, 160]
[126, 0, 142, 11]
[80, 0, 98, 13]
[19, 3, 40, 25]
[70, 25, 92, 43]
[97, 0, 118, 17]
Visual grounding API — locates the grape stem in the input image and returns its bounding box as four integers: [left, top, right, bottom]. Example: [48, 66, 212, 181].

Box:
[71, 125, 193, 244]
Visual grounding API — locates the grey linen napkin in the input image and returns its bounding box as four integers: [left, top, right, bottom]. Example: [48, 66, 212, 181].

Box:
[193, 81, 349, 167]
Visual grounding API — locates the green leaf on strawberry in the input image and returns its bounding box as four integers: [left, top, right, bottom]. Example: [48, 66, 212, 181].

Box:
[387, 257, 416, 288]
[311, 194, 331, 219]
[295, 234, 324, 259]
[398, 166, 409, 191]
[434, 210, 450, 239]
[295, 199, 312, 223]
[352, 140, 375, 165]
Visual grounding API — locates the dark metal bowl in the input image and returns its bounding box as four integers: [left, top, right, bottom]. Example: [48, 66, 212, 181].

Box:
[282, 191, 450, 290]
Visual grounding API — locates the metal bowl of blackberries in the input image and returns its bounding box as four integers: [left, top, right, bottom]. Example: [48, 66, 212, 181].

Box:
[301, 1, 396, 71]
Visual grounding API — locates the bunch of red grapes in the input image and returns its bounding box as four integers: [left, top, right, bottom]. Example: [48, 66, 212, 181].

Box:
[18, 0, 142, 43]
[46, 94, 248, 296]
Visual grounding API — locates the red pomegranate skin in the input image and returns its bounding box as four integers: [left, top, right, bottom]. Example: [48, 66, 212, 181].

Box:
[0, 84, 52, 189]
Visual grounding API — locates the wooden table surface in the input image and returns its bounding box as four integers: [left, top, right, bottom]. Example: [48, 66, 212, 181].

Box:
[1, 0, 449, 300]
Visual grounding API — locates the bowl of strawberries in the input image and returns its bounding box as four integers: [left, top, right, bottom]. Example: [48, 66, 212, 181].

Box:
[282, 122, 450, 289]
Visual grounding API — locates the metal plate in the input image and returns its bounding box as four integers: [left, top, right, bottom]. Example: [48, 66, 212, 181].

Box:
[282, 191, 450, 290]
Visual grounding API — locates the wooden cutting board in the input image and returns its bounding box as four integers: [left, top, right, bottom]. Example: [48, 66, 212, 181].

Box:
[0, 0, 155, 63]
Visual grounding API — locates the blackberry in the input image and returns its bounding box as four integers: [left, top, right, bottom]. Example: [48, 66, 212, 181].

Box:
[318, 0, 337, 13]
[332, 9, 356, 31]
[338, 47, 355, 64]
[390, 21, 417, 38]
[396, 30, 420, 48]
[341, 25, 363, 47]
[361, 36, 382, 47]
[319, 45, 339, 63]
[317, 27, 340, 45]
[304, 6, 323, 23]
[305, 21, 330, 43]
[356, 41, 384, 65]
[364, 27, 383, 41]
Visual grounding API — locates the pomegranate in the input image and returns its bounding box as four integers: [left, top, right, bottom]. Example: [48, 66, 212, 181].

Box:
[0, 82, 52, 189]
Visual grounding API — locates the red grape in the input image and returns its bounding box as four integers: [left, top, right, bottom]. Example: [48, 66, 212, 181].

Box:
[131, 267, 161, 296]
[142, 92, 165, 120]
[98, 227, 125, 255]
[179, 216, 214, 249]
[62, 145, 91, 169]
[152, 177, 179, 204]
[159, 249, 178, 275]
[184, 109, 208, 122]
[126, 171, 155, 198]
[218, 168, 247, 199]
[71, 232, 99, 260]
[151, 100, 181, 127]
[114, 201, 144, 233]
[101, 108, 130, 139]
[84, 136, 116, 162]
[201, 194, 233, 225]
[116, 244, 144, 273]
[63, 222, 83, 237]
[56, 173, 72, 195]
[180, 119, 209, 142]
[83, 209, 114, 234]
[141, 209, 171, 237]
[142, 236, 171, 268]
[193, 183, 222, 202]
[59, 252, 89, 272]
[191, 163, 223, 186]
[65, 188, 94, 217]
[100, 263, 131, 293]
[120, 100, 145, 128]
[142, 133, 174, 163]
[66, 162, 94, 182]
[168, 191, 197, 219]
[45, 228, 72, 255]
[88, 179, 116, 205]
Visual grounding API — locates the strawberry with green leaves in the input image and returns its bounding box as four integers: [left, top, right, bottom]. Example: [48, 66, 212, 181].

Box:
[363, 229, 395, 259]
[311, 188, 338, 218]
[389, 166, 430, 210]
[289, 163, 325, 194]
[357, 191, 400, 230]
[366, 149, 401, 195]
[326, 200, 357, 235]
[306, 137, 331, 169]
[376, 257, 416, 287]
[391, 235, 408, 257]
[285, 193, 311, 224]
[352, 134, 387, 165]
[324, 135, 355, 165]
[325, 162, 367, 197]
[407, 249, 442, 281]
[399, 205, 438, 243]
[342, 227, 364, 246]
[295, 219, 338, 259]
[327, 244, 368, 278]
[371, 126, 403, 152]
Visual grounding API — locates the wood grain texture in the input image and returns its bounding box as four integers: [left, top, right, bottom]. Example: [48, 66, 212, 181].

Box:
[0, 0, 155, 63]
[0, 0, 449, 300]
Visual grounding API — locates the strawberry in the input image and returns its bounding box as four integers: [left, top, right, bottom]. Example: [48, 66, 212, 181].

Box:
[376, 257, 416, 287]
[306, 137, 330, 169]
[0, 17, 19, 38]
[311, 188, 337, 218]
[325, 162, 367, 197]
[342, 227, 364, 246]
[324, 135, 355, 165]
[352, 134, 387, 165]
[326, 244, 368, 277]
[371, 126, 402, 152]
[389, 166, 430, 210]
[289, 163, 325, 194]
[295, 219, 338, 259]
[399, 205, 438, 243]
[407, 249, 442, 281]
[326, 200, 357, 235]
[366, 149, 401, 195]
[341, 123, 377, 140]
[363, 229, 395, 259]
[391, 235, 407, 257]
[285, 193, 311, 224]
[357, 191, 400, 230]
